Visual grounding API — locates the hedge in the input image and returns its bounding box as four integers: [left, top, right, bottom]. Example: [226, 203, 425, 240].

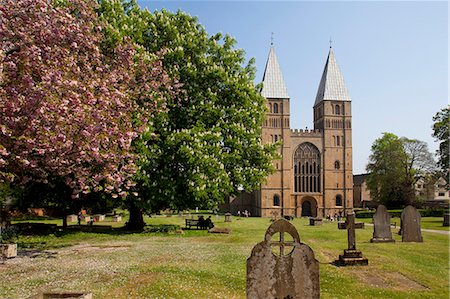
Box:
[355, 208, 449, 218]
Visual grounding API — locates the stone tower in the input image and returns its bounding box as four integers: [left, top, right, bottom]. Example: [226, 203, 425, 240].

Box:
[313, 47, 353, 215]
[259, 47, 292, 217]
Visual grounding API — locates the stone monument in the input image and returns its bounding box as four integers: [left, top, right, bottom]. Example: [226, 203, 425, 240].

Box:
[370, 205, 395, 243]
[401, 205, 423, 242]
[336, 212, 368, 266]
[247, 219, 319, 299]
[443, 213, 449, 227]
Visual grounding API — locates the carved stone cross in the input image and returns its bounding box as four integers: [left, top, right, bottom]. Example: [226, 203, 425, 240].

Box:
[338, 212, 364, 250]
[270, 229, 295, 256]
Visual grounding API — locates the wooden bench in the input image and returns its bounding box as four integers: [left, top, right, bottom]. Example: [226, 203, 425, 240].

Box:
[185, 219, 211, 229]
[185, 219, 203, 229]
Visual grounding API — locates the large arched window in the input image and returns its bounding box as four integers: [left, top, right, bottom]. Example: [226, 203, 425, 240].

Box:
[336, 195, 343, 206]
[273, 194, 280, 206]
[294, 143, 321, 193]
[273, 103, 279, 113]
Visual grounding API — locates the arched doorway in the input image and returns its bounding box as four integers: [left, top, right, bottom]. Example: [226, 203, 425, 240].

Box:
[299, 197, 318, 217]
[301, 201, 312, 216]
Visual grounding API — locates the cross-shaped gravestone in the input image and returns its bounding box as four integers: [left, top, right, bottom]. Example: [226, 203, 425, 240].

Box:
[336, 212, 368, 266]
[338, 212, 364, 250]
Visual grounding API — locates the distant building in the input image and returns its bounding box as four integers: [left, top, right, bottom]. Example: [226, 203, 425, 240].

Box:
[227, 45, 354, 218]
[353, 174, 449, 208]
[353, 174, 373, 208]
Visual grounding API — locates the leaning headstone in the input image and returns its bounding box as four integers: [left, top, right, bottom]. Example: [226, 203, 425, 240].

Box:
[371, 205, 395, 243]
[443, 213, 450, 227]
[336, 212, 368, 266]
[401, 206, 423, 242]
[247, 219, 319, 299]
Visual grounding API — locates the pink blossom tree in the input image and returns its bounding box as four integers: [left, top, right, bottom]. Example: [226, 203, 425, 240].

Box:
[0, 0, 172, 225]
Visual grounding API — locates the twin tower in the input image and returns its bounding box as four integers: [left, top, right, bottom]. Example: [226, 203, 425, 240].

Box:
[232, 46, 354, 218]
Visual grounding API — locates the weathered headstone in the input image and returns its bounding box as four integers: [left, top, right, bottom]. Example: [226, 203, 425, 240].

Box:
[247, 219, 319, 299]
[371, 205, 395, 243]
[66, 215, 77, 222]
[112, 215, 122, 222]
[401, 205, 423, 242]
[336, 212, 368, 266]
[443, 213, 449, 227]
[224, 213, 232, 222]
[93, 214, 105, 222]
[83, 216, 91, 223]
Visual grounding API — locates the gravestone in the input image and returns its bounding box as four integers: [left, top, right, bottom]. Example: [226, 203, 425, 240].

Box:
[247, 219, 319, 299]
[336, 212, 368, 266]
[66, 215, 77, 222]
[401, 206, 423, 242]
[112, 215, 122, 222]
[370, 205, 395, 243]
[443, 213, 449, 227]
[93, 214, 105, 222]
[224, 213, 232, 222]
[83, 216, 91, 223]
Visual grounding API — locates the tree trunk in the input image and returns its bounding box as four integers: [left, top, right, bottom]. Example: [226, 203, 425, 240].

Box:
[126, 202, 145, 231]
[62, 214, 68, 228]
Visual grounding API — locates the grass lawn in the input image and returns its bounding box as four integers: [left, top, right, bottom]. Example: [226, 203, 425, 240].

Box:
[2, 215, 449, 298]
[358, 217, 450, 231]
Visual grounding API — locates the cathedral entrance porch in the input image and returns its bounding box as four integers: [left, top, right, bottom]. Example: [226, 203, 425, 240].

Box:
[298, 196, 318, 218]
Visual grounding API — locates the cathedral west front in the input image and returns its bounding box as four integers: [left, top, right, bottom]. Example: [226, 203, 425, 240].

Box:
[229, 45, 354, 218]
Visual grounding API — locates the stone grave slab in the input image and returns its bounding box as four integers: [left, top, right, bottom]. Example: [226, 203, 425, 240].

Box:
[336, 212, 368, 266]
[371, 205, 395, 243]
[247, 219, 319, 299]
[401, 206, 423, 242]
[309, 217, 323, 226]
[28, 292, 92, 299]
[208, 227, 231, 234]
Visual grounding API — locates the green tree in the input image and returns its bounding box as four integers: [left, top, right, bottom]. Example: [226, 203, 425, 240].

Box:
[432, 106, 449, 179]
[366, 133, 413, 208]
[97, 1, 277, 229]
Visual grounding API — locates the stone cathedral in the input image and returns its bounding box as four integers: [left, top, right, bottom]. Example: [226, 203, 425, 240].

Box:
[229, 46, 354, 218]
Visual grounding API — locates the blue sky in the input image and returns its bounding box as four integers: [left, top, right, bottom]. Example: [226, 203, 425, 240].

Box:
[137, 1, 448, 174]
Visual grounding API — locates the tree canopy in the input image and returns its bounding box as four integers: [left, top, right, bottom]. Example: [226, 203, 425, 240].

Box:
[432, 106, 449, 178]
[366, 133, 435, 208]
[0, 0, 172, 212]
[97, 1, 278, 220]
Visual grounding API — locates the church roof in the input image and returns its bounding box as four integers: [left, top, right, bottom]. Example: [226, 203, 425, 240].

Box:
[314, 48, 351, 106]
[260, 47, 289, 99]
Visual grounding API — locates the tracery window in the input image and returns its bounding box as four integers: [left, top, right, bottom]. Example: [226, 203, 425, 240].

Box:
[294, 143, 321, 193]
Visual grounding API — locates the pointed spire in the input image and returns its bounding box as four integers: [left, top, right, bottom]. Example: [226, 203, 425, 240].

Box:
[261, 47, 289, 99]
[314, 48, 351, 106]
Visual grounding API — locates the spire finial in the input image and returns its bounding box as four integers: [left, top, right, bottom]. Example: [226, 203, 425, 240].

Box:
[329, 37, 333, 48]
[271, 32, 274, 46]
